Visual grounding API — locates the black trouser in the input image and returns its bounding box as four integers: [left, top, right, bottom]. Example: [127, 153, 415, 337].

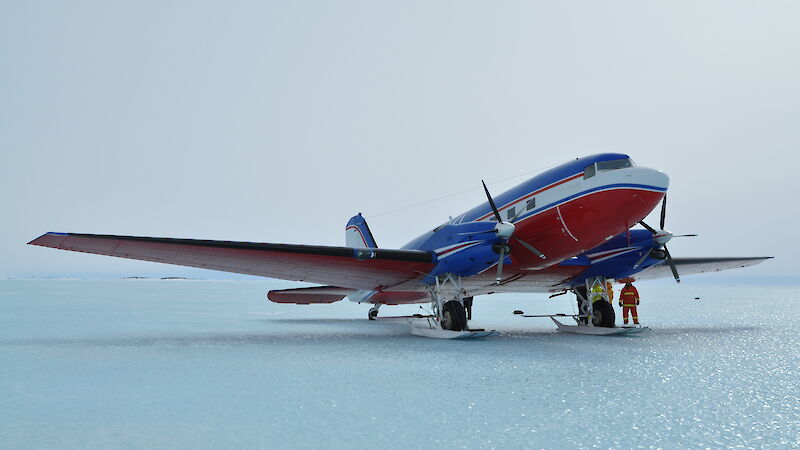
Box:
[463, 297, 473, 320]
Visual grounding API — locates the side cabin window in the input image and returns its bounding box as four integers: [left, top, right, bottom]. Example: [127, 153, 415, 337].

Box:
[526, 198, 535, 210]
[584, 164, 596, 179]
[507, 207, 516, 221]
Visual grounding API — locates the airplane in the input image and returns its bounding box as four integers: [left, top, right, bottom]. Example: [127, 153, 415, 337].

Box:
[28, 153, 771, 337]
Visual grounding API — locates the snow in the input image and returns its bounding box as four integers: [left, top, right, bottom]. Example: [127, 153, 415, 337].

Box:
[1, 279, 799, 448]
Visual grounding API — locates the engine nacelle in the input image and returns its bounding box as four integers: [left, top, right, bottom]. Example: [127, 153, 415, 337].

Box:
[421, 221, 508, 283]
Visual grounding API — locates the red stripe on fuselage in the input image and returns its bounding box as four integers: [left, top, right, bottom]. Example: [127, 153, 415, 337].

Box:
[476, 173, 584, 222]
[437, 241, 480, 257]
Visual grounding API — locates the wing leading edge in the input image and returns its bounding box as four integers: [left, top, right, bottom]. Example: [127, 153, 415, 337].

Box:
[628, 256, 772, 281]
[28, 232, 436, 290]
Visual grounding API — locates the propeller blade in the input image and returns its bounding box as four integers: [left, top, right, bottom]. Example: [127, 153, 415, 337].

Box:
[495, 245, 505, 284]
[482, 180, 503, 223]
[639, 220, 657, 234]
[513, 237, 546, 259]
[672, 234, 698, 238]
[663, 245, 680, 283]
[660, 195, 667, 230]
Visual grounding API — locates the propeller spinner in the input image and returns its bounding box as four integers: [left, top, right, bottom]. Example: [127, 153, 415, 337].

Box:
[638, 195, 697, 283]
[481, 181, 545, 284]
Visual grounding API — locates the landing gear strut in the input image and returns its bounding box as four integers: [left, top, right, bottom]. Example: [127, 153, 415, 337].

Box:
[574, 285, 590, 324]
[428, 274, 469, 331]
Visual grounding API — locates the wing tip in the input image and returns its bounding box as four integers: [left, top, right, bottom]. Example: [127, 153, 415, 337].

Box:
[28, 232, 69, 247]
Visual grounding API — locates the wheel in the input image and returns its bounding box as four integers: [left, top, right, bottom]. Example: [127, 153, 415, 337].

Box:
[441, 300, 467, 331]
[368, 309, 378, 320]
[591, 300, 615, 328]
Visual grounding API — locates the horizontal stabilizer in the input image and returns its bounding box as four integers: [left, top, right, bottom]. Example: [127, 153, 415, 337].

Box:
[268, 286, 352, 304]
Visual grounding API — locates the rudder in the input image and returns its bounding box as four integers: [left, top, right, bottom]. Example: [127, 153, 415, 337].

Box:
[345, 213, 378, 248]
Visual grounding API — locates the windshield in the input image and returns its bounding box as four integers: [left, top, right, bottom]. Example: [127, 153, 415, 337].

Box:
[585, 158, 633, 179]
[596, 158, 633, 171]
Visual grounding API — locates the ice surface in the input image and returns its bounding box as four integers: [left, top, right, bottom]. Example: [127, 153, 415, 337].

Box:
[1, 280, 799, 448]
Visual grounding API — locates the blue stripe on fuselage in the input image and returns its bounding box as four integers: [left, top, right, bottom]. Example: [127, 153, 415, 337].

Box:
[459, 153, 631, 223]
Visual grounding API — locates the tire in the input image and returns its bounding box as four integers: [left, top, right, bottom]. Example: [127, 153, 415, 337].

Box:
[591, 300, 615, 328]
[368, 309, 378, 320]
[441, 300, 467, 331]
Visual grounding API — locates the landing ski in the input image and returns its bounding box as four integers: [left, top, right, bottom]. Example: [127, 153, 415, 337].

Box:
[410, 326, 499, 339]
[409, 319, 498, 339]
[551, 318, 650, 336]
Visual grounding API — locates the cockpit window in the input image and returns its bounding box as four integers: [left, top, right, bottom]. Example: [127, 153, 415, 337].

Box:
[584, 164, 596, 179]
[596, 158, 633, 172]
[584, 158, 633, 179]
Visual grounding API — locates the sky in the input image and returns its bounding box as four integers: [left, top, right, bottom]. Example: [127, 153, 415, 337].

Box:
[2, 1, 798, 282]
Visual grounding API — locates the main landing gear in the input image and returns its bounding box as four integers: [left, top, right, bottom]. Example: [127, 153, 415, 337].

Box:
[572, 276, 615, 328]
[428, 273, 469, 331]
[516, 276, 644, 335]
[405, 273, 498, 338]
[364, 275, 496, 339]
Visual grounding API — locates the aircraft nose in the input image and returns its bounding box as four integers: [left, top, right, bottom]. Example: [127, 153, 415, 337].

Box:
[631, 166, 669, 191]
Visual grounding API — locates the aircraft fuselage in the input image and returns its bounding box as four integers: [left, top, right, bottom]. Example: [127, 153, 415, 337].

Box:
[404, 153, 669, 274]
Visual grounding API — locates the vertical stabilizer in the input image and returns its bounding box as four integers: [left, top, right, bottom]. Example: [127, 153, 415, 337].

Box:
[346, 213, 378, 248]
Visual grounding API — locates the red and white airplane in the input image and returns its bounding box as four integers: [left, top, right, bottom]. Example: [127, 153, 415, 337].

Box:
[29, 154, 770, 338]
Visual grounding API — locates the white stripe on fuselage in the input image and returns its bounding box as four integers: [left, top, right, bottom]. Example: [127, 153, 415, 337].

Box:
[475, 173, 582, 222]
[477, 168, 666, 229]
[435, 240, 484, 258]
[586, 246, 642, 263]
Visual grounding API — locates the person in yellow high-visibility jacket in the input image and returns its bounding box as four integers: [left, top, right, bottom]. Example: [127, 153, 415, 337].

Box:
[605, 280, 614, 304]
[619, 281, 640, 325]
[590, 280, 613, 303]
[590, 281, 605, 303]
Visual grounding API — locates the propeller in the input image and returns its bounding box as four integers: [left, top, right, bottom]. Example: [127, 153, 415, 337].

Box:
[481, 181, 545, 284]
[637, 195, 697, 283]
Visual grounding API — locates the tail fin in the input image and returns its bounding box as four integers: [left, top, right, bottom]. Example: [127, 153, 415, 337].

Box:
[345, 213, 378, 248]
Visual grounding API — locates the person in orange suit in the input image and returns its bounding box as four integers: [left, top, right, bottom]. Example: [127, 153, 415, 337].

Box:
[619, 281, 640, 325]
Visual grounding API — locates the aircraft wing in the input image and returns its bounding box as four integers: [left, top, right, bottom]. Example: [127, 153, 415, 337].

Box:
[630, 257, 772, 281]
[28, 232, 435, 290]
